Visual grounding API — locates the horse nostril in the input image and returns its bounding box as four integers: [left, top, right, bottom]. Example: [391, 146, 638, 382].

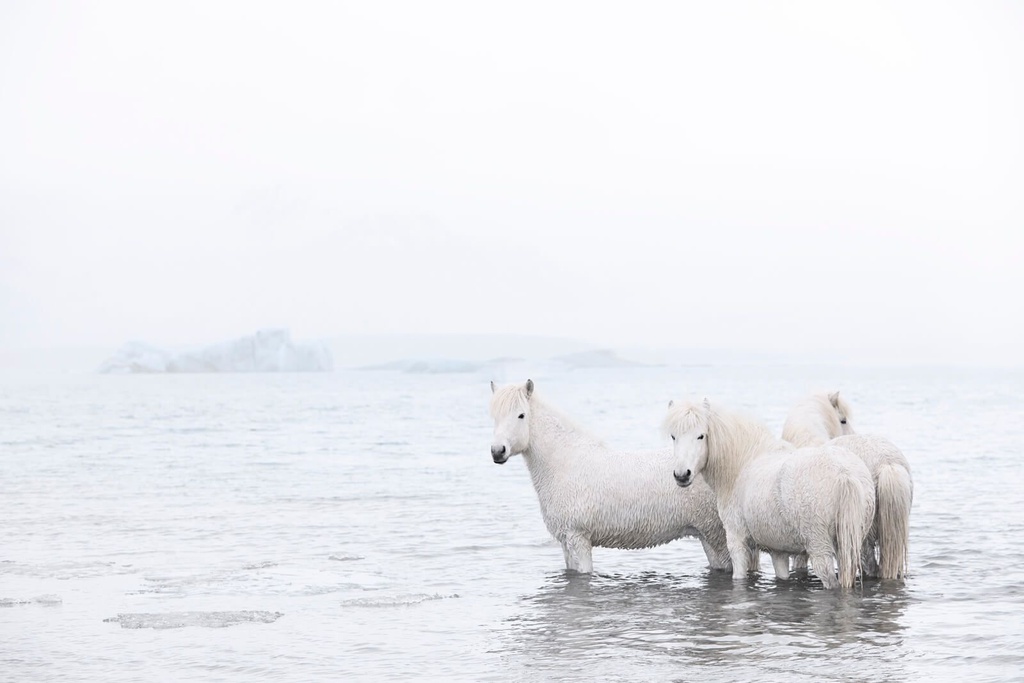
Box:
[491, 445, 507, 457]
[683, 469, 691, 479]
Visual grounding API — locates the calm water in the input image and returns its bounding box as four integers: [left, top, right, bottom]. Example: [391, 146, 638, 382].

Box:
[2, 365, 1022, 682]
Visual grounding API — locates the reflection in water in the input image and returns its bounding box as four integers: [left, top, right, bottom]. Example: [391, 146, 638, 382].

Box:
[498, 570, 911, 681]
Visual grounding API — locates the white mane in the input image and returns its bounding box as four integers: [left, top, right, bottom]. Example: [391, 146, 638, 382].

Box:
[490, 384, 603, 448]
[489, 384, 530, 420]
[663, 400, 782, 496]
[781, 392, 852, 447]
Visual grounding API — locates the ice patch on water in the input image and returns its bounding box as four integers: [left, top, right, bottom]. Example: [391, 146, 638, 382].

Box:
[299, 583, 365, 596]
[0, 560, 135, 579]
[243, 561, 278, 570]
[329, 554, 364, 562]
[0, 594, 63, 607]
[33, 594, 63, 605]
[134, 571, 229, 596]
[104, 610, 283, 629]
[340, 593, 459, 608]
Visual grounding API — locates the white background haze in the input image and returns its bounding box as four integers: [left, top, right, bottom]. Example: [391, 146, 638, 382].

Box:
[1, 1, 1022, 366]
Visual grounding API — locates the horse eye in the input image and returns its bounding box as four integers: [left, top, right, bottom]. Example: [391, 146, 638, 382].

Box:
[840, 419, 847, 424]
[697, 434, 705, 440]
[518, 413, 525, 419]
[671, 435, 676, 441]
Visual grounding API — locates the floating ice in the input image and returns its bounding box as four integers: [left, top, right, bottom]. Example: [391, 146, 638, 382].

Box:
[328, 554, 364, 562]
[0, 594, 62, 607]
[340, 593, 458, 608]
[242, 561, 278, 570]
[99, 329, 332, 374]
[104, 610, 283, 629]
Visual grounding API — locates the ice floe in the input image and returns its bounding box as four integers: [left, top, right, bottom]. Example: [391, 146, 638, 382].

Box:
[104, 610, 283, 629]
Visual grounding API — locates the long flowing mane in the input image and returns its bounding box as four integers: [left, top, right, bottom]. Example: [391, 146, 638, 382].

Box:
[781, 392, 850, 447]
[663, 400, 781, 493]
[490, 384, 604, 449]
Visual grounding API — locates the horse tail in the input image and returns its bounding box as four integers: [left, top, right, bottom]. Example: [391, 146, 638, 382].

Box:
[876, 463, 913, 580]
[835, 471, 872, 589]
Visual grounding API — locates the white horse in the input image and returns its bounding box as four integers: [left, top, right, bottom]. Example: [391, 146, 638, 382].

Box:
[782, 391, 913, 580]
[665, 398, 876, 589]
[488, 379, 731, 574]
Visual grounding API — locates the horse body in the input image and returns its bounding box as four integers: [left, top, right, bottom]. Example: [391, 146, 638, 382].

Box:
[489, 380, 730, 574]
[666, 399, 875, 589]
[731, 444, 875, 586]
[782, 392, 913, 580]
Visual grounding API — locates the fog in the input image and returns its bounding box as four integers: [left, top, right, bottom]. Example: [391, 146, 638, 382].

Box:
[2, 1, 1022, 366]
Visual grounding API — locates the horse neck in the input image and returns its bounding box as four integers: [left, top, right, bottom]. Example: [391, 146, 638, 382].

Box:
[781, 402, 832, 447]
[781, 420, 828, 447]
[704, 412, 781, 499]
[522, 398, 602, 477]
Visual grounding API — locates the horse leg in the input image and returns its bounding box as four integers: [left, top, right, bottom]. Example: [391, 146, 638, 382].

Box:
[562, 535, 593, 574]
[561, 544, 573, 570]
[809, 553, 839, 590]
[861, 538, 879, 579]
[700, 536, 731, 571]
[791, 553, 809, 574]
[747, 544, 761, 573]
[770, 551, 791, 580]
[726, 530, 751, 581]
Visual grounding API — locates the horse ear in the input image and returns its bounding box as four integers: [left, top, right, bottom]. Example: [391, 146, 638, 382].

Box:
[828, 391, 840, 408]
[525, 379, 534, 398]
[490, 380, 496, 394]
[702, 397, 711, 412]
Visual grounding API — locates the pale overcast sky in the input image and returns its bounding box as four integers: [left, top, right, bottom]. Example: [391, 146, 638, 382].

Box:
[1, 1, 1022, 364]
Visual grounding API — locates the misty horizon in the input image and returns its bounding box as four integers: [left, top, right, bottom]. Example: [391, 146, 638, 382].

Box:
[1, 329, 1019, 374]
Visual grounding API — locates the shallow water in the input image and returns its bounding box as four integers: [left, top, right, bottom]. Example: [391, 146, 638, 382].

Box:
[2, 365, 1022, 681]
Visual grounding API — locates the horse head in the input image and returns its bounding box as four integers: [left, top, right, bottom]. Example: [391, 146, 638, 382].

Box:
[827, 391, 855, 437]
[664, 397, 712, 488]
[488, 379, 534, 464]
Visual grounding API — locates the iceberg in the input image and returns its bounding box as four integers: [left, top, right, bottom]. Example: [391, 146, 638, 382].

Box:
[99, 329, 333, 374]
[96, 341, 173, 374]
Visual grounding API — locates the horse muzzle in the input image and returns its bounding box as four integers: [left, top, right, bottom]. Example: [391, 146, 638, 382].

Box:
[491, 444, 509, 464]
[673, 470, 692, 487]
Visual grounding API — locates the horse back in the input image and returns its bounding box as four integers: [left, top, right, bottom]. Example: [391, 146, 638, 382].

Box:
[830, 434, 911, 477]
[736, 446, 872, 536]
